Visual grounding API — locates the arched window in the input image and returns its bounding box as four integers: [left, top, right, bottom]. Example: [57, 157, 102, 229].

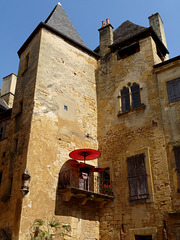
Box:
[121, 87, 130, 112]
[119, 83, 142, 113]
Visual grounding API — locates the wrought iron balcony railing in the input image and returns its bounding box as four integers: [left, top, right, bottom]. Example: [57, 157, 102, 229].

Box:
[58, 169, 113, 197]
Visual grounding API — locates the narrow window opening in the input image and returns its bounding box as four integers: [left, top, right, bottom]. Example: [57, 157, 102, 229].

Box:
[19, 99, 23, 113]
[131, 83, 141, 109]
[0, 126, 3, 139]
[25, 53, 29, 69]
[173, 146, 180, 191]
[121, 87, 130, 112]
[3, 152, 6, 157]
[0, 122, 6, 140]
[22, 53, 30, 75]
[135, 235, 152, 240]
[14, 138, 18, 151]
[64, 105, 68, 111]
[9, 177, 13, 196]
[0, 172, 2, 186]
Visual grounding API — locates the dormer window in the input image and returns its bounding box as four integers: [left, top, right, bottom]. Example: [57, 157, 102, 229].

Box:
[117, 43, 140, 60]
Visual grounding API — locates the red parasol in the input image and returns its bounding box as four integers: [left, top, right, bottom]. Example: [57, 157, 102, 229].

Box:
[71, 162, 85, 168]
[69, 149, 101, 161]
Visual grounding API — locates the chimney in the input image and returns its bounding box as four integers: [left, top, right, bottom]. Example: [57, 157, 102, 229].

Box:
[148, 13, 168, 49]
[98, 18, 113, 56]
[1, 73, 17, 108]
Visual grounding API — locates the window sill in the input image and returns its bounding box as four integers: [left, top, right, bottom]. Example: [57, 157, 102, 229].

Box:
[117, 103, 146, 117]
[129, 198, 149, 205]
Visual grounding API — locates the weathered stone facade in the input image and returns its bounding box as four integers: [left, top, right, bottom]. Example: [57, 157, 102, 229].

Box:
[0, 3, 180, 240]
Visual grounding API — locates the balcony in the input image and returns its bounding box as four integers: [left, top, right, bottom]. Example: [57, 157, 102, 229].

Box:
[57, 168, 113, 207]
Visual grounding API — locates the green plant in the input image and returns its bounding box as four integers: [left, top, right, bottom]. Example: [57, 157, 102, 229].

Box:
[29, 217, 71, 240]
[100, 184, 113, 195]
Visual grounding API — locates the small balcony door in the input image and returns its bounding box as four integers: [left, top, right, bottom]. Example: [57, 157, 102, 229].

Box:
[79, 167, 89, 191]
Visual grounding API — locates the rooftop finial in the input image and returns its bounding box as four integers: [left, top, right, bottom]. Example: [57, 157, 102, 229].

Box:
[58, 2, 62, 6]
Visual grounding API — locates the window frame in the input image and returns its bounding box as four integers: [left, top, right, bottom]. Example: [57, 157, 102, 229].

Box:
[127, 153, 149, 201]
[118, 83, 144, 115]
[166, 78, 180, 103]
[117, 42, 140, 60]
[173, 146, 180, 192]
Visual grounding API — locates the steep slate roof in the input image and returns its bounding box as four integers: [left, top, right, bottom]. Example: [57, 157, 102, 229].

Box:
[94, 20, 147, 52]
[45, 2, 86, 47]
[94, 20, 168, 56]
[113, 20, 147, 45]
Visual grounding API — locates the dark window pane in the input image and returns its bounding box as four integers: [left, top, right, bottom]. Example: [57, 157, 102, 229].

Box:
[117, 43, 140, 60]
[0, 172, 2, 185]
[131, 83, 141, 109]
[135, 236, 152, 240]
[174, 146, 180, 189]
[121, 87, 130, 112]
[0, 122, 6, 140]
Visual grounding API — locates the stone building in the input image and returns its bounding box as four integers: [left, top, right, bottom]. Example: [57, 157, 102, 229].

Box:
[0, 2, 180, 240]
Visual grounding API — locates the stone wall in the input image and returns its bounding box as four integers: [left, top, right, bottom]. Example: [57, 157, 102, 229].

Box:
[96, 36, 172, 239]
[17, 28, 99, 239]
[0, 30, 41, 239]
[155, 59, 180, 240]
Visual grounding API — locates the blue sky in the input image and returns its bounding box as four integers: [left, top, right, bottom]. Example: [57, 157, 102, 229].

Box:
[0, 0, 180, 88]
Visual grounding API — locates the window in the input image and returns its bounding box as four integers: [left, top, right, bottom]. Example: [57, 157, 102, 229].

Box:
[100, 168, 110, 186]
[0, 122, 6, 140]
[121, 87, 130, 112]
[166, 78, 180, 103]
[131, 83, 141, 109]
[22, 53, 29, 74]
[25, 53, 29, 69]
[118, 83, 143, 114]
[19, 99, 23, 113]
[173, 146, 180, 191]
[64, 105, 68, 111]
[0, 172, 2, 186]
[79, 167, 89, 191]
[117, 43, 140, 60]
[127, 153, 149, 201]
[14, 138, 18, 151]
[135, 236, 152, 240]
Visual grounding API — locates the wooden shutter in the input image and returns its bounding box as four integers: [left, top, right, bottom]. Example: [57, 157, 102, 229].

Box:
[167, 78, 180, 103]
[127, 154, 149, 201]
[174, 146, 180, 189]
[127, 156, 138, 200]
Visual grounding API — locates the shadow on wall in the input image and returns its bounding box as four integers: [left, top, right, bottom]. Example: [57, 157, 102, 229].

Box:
[55, 159, 100, 221]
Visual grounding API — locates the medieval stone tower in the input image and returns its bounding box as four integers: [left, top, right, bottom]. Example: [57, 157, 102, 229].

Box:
[0, 3, 180, 240]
